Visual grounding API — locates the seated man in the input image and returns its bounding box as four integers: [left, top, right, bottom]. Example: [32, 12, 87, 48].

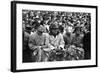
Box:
[46, 22, 65, 61]
[47, 22, 65, 50]
[28, 24, 48, 62]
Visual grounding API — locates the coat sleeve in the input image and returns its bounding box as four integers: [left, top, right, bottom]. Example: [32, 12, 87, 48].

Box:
[28, 34, 38, 50]
[59, 34, 65, 48]
[45, 34, 55, 50]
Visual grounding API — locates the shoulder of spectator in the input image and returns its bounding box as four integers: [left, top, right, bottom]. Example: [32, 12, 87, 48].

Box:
[43, 33, 49, 37]
[24, 31, 30, 37]
[63, 33, 66, 37]
[72, 33, 75, 36]
[58, 33, 64, 37]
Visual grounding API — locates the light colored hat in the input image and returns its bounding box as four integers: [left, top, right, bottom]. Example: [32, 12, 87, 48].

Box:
[37, 25, 46, 33]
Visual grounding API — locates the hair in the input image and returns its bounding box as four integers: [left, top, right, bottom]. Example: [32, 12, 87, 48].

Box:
[49, 30, 59, 36]
[49, 22, 60, 35]
[59, 25, 64, 33]
[49, 27, 60, 35]
[32, 21, 40, 29]
[73, 27, 81, 33]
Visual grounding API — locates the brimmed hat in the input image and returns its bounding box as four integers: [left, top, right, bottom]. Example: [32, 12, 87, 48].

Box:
[49, 21, 59, 29]
[37, 25, 46, 33]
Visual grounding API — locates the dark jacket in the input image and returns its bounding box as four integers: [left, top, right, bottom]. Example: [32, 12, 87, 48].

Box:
[83, 32, 91, 59]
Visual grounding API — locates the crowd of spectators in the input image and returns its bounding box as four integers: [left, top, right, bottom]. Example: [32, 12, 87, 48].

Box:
[22, 10, 91, 62]
[22, 10, 91, 34]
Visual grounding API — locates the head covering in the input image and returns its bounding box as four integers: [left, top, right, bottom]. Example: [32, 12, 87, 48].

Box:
[37, 25, 46, 33]
[49, 21, 59, 29]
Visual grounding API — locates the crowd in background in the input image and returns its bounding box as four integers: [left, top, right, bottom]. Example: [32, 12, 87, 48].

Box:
[22, 10, 90, 33]
[22, 10, 91, 62]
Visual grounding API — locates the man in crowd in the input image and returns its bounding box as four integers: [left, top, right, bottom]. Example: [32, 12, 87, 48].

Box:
[45, 22, 65, 61]
[23, 24, 32, 62]
[63, 26, 74, 46]
[83, 31, 91, 59]
[47, 21, 65, 50]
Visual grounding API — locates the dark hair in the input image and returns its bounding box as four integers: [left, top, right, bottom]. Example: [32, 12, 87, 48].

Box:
[32, 21, 40, 29]
[49, 22, 60, 35]
[73, 27, 81, 33]
[40, 21, 44, 25]
[49, 29, 59, 35]
[49, 27, 60, 35]
[59, 25, 64, 33]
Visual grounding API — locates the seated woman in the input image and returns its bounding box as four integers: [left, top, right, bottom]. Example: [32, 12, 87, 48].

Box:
[28, 24, 48, 62]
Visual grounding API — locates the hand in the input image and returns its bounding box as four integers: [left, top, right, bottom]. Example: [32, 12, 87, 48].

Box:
[37, 46, 42, 49]
[41, 45, 46, 49]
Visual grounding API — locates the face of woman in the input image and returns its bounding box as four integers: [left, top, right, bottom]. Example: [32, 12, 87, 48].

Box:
[37, 30, 43, 35]
[36, 25, 44, 35]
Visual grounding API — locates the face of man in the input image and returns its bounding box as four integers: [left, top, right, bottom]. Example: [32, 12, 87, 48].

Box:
[51, 28, 59, 35]
[37, 30, 43, 35]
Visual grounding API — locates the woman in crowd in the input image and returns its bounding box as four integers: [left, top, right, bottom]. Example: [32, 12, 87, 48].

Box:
[28, 24, 49, 62]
